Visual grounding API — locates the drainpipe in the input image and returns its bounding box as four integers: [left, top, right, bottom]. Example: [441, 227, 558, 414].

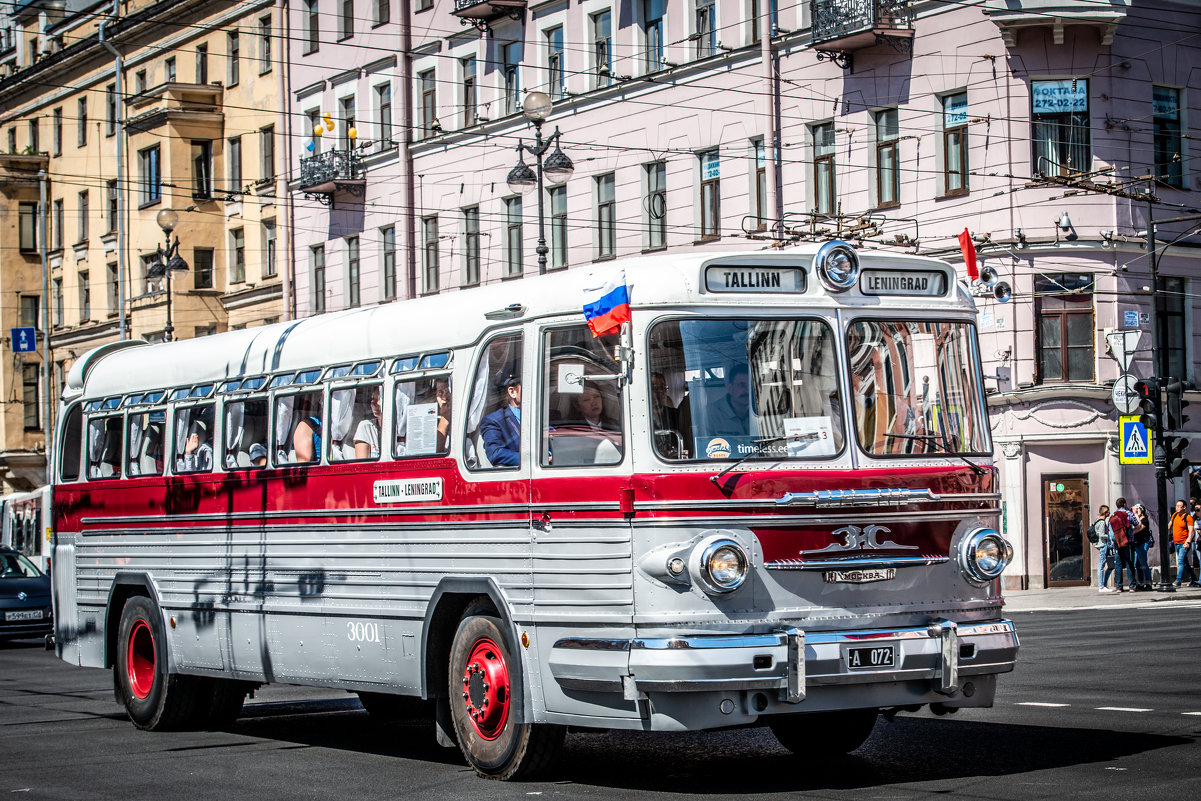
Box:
[280, 0, 294, 319]
[38, 170, 53, 483]
[98, 4, 126, 340]
[761, 5, 780, 237]
[401, 3, 416, 299]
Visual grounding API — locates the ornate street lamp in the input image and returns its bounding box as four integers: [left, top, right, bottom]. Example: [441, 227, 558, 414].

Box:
[505, 91, 574, 274]
[147, 208, 190, 342]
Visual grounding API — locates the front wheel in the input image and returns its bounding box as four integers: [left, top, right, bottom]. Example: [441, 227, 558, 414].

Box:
[448, 609, 563, 779]
[769, 709, 879, 757]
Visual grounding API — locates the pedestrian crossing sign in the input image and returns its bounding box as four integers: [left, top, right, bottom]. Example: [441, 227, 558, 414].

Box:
[1119, 415, 1153, 465]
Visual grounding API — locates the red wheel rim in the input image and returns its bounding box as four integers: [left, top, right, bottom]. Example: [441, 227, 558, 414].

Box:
[127, 619, 156, 700]
[460, 637, 510, 740]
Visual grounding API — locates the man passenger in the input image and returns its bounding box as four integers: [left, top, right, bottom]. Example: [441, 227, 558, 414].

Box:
[704, 363, 752, 438]
[481, 376, 521, 466]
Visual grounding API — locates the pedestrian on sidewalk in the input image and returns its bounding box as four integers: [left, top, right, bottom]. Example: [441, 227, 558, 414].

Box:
[1109, 498, 1136, 592]
[1169, 499, 1196, 588]
[1130, 503, 1154, 590]
[1092, 504, 1115, 592]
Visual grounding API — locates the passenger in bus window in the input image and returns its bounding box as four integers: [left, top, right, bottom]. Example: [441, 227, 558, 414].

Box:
[435, 378, 452, 453]
[652, 372, 682, 459]
[704, 363, 752, 438]
[480, 375, 521, 466]
[562, 381, 619, 432]
[292, 394, 322, 463]
[354, 387, 382, 459]
[249, 443, 268, 466]
[180, 408, 214, 472]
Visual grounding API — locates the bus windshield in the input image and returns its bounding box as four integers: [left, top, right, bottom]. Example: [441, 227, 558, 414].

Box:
[847, 320, 989, 456]
[649, 318, 844, 461]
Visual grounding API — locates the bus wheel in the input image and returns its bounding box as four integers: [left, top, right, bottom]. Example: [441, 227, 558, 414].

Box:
[197, 678, 248, 729]
[115, 596, 201, 731]
[769, 709, 879, 757]
[448, 610, 563, 779]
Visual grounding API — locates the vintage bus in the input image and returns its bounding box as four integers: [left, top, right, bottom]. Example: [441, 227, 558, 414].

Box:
[2, 486, 52, 572]
[52, 242, 1018, 779]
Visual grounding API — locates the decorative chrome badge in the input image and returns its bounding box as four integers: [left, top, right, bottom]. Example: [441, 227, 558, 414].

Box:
[802, 524, 918, 555]
[17, 591, 27, 601]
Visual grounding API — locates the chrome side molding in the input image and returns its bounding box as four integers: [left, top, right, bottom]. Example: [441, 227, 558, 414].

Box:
[775, 488, 942, 507]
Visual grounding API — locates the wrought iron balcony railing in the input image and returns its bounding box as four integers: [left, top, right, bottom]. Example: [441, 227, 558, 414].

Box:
[299, 149, 365, 190]
[810, 0, 914, 49]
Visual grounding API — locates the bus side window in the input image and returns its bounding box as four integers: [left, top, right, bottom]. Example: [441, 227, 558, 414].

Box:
[331, 384, 383, 462]
[174, 404, 215, 473]
[127, 410, 165, 477]
[541, 324, 623, 468]
[275, 390, 324, 465]
[86, 415, 123, 479]
[59, 403, 84, 481]
[464, 332, 523, 470]
[225, 399, 269, 468]
[392, 376, 450, 458]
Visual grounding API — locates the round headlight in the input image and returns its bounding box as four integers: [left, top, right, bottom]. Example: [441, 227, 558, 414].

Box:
[814, 240, 860, 292]
[957, 528, 1013, 585]
[701, 539, 749, 593]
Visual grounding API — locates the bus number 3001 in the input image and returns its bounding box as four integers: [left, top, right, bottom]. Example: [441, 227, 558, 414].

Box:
[347, 621, 381, 643]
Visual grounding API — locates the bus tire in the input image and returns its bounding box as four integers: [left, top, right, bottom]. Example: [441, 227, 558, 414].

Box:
[114, 595, 202, 731]
[357, 691, 432, 720]
[768, 709, 878, 757]
[448, 610, 563, 780]
[197, 678, 248, 729]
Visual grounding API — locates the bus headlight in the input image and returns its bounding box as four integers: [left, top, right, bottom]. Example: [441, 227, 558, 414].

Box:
[957, 528, 1013, 585]
[814, 240, 860, 292]
[695, 538, 749, 594]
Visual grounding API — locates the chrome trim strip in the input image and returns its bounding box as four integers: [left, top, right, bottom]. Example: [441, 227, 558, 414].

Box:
[765, 554, 950, 571]
[787, 627, 805, 702]
[631, 492, 1000, 512]
[776, 488, 941, 507]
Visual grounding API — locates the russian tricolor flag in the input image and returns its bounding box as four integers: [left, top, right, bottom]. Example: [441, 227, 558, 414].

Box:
[582, 270, 631, 338]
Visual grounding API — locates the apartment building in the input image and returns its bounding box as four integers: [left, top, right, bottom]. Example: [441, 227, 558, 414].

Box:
[0, 0, 288, 491]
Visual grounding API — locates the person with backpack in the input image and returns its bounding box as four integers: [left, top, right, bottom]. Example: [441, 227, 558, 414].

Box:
[1092, 504, 1116, 592]
[1108, 498, 1136, 592]
[1170, 499, 1198, 588]
[1130, 503, 1154, 591]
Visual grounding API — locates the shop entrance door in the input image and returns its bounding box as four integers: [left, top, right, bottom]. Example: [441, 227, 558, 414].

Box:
[1043, 476, 1090, 587]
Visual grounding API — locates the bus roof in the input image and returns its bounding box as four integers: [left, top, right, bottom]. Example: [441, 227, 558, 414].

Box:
[67, 244, 966, 402]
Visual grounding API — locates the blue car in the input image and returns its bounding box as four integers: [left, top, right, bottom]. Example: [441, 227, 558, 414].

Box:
[0, 547, 52, 641]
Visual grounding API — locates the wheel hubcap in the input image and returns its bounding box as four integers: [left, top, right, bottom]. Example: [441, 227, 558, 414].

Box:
[460, 637, 509, 740]
[127, 619, 156, 700]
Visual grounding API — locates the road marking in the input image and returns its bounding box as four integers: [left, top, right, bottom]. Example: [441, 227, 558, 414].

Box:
[1096, 706, 1152, 712]
[1182, 712, 1201, 716]
[1016, 702, 1070, 707]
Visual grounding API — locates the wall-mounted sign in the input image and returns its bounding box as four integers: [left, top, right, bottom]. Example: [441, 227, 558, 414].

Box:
[1032, 79, 1088, 113]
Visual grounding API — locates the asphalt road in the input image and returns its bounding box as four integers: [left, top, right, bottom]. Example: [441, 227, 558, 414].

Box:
[2, 607, 1198, 800]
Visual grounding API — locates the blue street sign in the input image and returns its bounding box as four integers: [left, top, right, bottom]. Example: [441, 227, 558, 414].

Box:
[10, 327, 36, 353]
[1124, 310, 1139, 327]
[1119, 415, 1153, 465]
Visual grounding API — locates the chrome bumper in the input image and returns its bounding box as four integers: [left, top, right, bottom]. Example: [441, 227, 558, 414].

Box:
[549, 620, 1018, 702]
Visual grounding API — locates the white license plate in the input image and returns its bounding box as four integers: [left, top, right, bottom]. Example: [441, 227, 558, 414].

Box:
[846, 644, 896, 670]
[824, 568, 896, 584]
[4, 609, 44, 622]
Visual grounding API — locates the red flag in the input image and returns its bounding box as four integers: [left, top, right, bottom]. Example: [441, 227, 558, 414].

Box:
[958, 229, 979, 281]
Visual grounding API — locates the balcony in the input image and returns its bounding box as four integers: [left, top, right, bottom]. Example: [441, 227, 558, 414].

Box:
[810, 0, 914, 68]
[123, 82, 224, 134]
[983, 0, 1126, 47]
[298, 149, 366, 206]
[0, 153, 48, 193]
[451, 0, 527, 31]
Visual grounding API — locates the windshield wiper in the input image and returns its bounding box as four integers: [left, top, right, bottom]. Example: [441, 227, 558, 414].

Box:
[882, 433, 986, 475]
[709, 432, 821, 487]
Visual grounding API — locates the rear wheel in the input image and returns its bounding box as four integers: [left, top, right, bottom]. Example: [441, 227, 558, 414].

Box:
[114, 596, 203, 730]
[769, 709, 879, 757]
[448, 606, 563, 779]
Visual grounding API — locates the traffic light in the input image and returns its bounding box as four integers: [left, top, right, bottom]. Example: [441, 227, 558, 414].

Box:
[1165, 379, 1192, 431]
[1164, 434, 1191, 478]
[1134, 378, 1160, 431]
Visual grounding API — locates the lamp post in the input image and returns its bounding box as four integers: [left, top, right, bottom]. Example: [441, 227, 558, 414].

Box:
[148, 208, 190, 342]
[506, 91, 575, 275]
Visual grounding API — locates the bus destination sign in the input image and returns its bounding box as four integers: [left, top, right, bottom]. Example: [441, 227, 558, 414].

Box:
[705, 266, 804, 294]
[859, 269, 946, 297]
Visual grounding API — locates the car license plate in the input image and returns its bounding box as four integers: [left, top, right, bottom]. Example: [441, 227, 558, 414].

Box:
[4, 609, 44, 622]
[824, 568, 896, 584]
[846, 644, 895, 670]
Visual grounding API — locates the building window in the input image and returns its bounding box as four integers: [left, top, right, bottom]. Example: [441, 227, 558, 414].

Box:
[165, 56, 176, 82]
[52, 106, 62, 156]
[307, 109, 322, 156]
[135, 69, 147, 94]
[263, 219, 277, 277]
[106, 262, 118, 315]
[227, 31, 240, 86]
[699, 151, 720, 241]
[1034, 274, 1094, 384]
[1031, 79, 1089, 177]
[312, 245, 325, 312]
[547, 27, 565, 99]
[417, 0, 432, 9]
[23, 365, 39, 431]
[53, 278, 63, 327]
[77, 97, 87, 147]
[20, 295, 39, 328]
[228, 136, 242, 192]
[1153, 86, 1182, 188]
[419, 69, 436, 138]
[339, 0, 354, 40]
[19, 202, 37, 251]
[77, 190, 89, 244]
[422, 217, 439, 293]
[375, 83, 393, 149]
[106, 179, 118, 233]
[592, 11, 611, 87]
[259, 125, 275, 181]
[695, 0, 716, 58]
[875, 108, 899, 208]
[196, 43, 208, 84]
[374, 0, 390, 26]
[346, 235, 360, 306]
[502, 42, 520, 115]
[463, 207, 480, 286]
[259, 15, 273, 74]
[7, 128, 14, 154]
[753, 139, 767, 227]
[643, 0, 664, 73]
[138, 147, 162, 205]
[750, 0, 778, 43]
[942, 91, 968, 196]
[78, 270, 90, 321]
[304, 0, 320, 54]
[645, 161, 666, 249]
[52, 199, 63, 250]
[505, 197, 523, 277]
[28, 118, 39, 153]
[339, 96, 356, 150]
[548, 185, 567, 268]
[461, 57, 477, 128]
[596, 173, 616, 259]
[813, 122, 835, 215]
[105, 83, 117, 136]
[381, 224, 397, 299]
[231, 228, 245, 283]
[1158, 276, 1187, 381]
[191, 140, 211, 199]
[193, 248, 214, 290]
